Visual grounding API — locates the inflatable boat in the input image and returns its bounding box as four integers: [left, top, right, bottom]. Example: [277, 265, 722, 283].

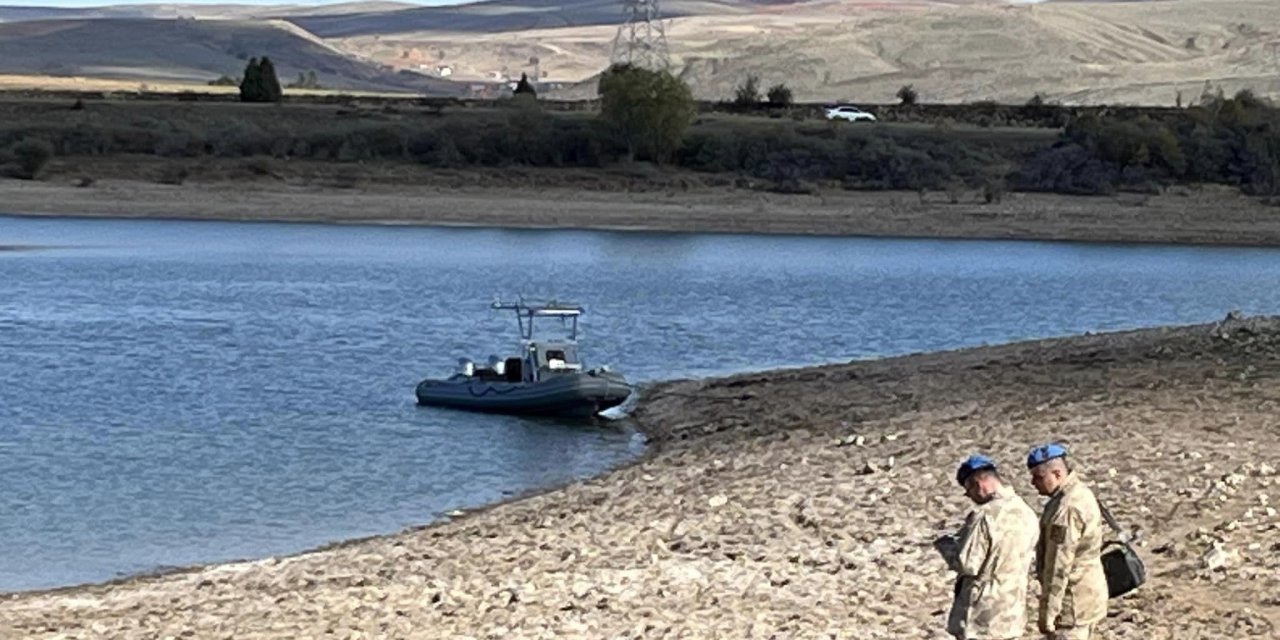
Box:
[415, 300, 631, 417]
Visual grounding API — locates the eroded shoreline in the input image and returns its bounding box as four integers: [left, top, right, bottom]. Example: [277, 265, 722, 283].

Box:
[2, 316, 1279, 638]
[3, 176, 1280, 246]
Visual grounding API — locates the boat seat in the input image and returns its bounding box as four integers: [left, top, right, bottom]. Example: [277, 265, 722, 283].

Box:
[504, 357, 523, 383]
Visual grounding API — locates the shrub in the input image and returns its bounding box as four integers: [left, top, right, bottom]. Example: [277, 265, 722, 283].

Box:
[982, 178, 1006, 204]
[1, 138, 54, 179]
[512, 73, 537, 98]
[157, 165, 190, 185]
[734, 75, 761, 108]
[766, 83, 793, 108]
[897, 85, 918, 106]
[1012, 144, 1119, 195]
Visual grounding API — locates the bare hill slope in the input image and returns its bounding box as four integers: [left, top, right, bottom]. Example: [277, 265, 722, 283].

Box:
[0, 3, 416, 22]
[330, 0, 1279, 104]
[291, 0, 766, 38]
[0, 18, 462, 93]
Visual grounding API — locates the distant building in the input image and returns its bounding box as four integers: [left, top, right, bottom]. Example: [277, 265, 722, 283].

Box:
[437, 65, 454, 78]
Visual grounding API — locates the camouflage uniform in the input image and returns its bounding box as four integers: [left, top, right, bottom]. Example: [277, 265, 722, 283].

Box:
[944, 485, 1040, 640]
[1036, 472, 1107, 639]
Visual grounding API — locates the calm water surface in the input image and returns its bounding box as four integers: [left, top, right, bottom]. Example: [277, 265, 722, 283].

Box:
[2, 215, 1279, 591]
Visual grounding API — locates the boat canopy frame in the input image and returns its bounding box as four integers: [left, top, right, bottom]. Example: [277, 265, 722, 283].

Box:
[492, 299, 582, 341]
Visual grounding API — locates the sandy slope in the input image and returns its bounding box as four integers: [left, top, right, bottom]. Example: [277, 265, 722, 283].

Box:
[1, 316, 1278, 638]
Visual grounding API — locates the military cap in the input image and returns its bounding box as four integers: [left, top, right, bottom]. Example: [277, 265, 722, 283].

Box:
[956, 454, 997, 486]
[1026, 442, 1069, 469]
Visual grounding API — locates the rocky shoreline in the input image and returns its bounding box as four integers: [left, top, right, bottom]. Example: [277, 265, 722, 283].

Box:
[2, 316, 1279, 638]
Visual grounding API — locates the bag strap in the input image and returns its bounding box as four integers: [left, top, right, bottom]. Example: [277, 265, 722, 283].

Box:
[1096, 498, 1130, 542]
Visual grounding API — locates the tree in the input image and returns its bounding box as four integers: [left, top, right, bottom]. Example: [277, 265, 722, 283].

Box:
[598, 63, 695, 163]
[766, 83, 793, 108]
[239, 57, 283, 103]
[734, 75, 760, 107]
[897, 84, 918, 106]
[259, 57, 283, 101]
[239, 57, 261, 102]
[513, 72, 537, 98]
[287, 70, 322, 90]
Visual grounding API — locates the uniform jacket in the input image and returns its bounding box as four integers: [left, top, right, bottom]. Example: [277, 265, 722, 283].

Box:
[1036, 472, 1108, 631]
[945, 485, 1040, 640]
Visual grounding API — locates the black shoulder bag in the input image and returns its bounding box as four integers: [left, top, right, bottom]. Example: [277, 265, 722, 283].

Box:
[1098, 500, 1147, 598]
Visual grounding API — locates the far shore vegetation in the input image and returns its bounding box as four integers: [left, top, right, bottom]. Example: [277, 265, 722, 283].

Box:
[1, 66, 1277, 202]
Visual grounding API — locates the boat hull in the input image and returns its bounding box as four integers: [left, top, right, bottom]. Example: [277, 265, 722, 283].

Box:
[415, 370, 631, 417]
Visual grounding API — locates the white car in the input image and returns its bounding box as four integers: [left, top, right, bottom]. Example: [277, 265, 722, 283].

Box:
[825, 105, 877, 122]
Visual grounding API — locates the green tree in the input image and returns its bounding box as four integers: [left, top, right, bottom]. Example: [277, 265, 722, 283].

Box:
[598, 63, 695, 163]
[239, 57, 283, 103]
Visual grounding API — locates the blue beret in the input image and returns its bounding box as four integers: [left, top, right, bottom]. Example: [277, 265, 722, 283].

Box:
[956, 454, 997, 486]
[1027, 443, 1069, 468]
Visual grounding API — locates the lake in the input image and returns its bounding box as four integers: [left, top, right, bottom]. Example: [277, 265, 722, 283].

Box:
[2, 215, 1279, 591]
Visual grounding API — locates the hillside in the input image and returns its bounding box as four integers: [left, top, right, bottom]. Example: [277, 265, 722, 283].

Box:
[290, 0, 764, 38]
[0, 0, 1272, 104]
[0, 3, 416, 22]
[0, 18, 462, 94]
[327, 0, 1279, 104]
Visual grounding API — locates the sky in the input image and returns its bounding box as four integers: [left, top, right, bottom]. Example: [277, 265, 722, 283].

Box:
[7, 0, 465, 7]
[9, 0, 1045, 9]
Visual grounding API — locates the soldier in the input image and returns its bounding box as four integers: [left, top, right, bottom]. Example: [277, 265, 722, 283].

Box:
[1027, 443, 1107, 640]
[938, 454, 1039, 640]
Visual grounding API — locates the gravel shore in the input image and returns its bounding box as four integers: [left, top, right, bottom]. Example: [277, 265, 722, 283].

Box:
[2, 315, 1279, 638]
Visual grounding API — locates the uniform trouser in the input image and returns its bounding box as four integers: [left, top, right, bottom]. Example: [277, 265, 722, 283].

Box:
[1051, 625, 1095, 640]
